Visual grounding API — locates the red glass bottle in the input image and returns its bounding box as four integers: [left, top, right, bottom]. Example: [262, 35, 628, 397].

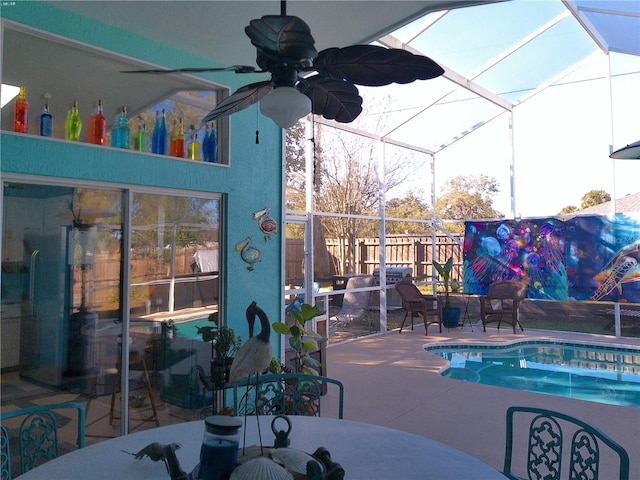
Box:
[91, 100, 106, 145]
[14, 86, 28, 133]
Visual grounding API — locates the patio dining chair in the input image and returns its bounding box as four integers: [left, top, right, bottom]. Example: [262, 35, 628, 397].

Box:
[394, 278, 442, 335]
[479, 279, 527, 333]
[1, 402, 86, 477]
[232, 373, 344, 419]
[503, 406, 630, 480]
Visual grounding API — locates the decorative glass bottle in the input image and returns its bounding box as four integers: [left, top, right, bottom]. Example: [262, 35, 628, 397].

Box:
[206, 124, 218, 163]
[135, 122, 150, 152]
[152, 110, 168, 154]
[202, 125, 211, 162]
[186, 125, 201, 160]
[14, 85, 29, 133]
[65, 101, 82, 141]
[158, 109, 168, 154]
[112, 106, 130, 149]
[39, 103, 53, 137]
[170, 118, 184, 158]
[87, 100, 107, 145]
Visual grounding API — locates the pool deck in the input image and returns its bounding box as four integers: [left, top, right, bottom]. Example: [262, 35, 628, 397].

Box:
[325, 324, 640, 477]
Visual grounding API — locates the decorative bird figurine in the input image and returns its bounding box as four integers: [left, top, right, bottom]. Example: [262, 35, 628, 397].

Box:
[123, 442, 189, 480]
[229, 301, 272, 384]
[235, 236, 262, 271]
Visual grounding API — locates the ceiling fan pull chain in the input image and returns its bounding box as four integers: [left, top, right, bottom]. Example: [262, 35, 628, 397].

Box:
[255, 108, 260, 144]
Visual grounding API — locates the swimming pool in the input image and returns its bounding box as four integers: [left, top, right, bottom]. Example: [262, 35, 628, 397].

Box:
[425, 340, 640, 408]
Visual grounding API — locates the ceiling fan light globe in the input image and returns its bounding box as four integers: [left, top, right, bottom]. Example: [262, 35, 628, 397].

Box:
[260, 87, 311, 128]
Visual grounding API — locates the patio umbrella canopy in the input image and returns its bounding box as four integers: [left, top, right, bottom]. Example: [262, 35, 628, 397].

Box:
[610, 140, 640, 160]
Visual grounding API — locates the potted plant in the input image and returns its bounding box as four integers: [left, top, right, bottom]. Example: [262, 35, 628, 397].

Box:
[272, 303, 324, 375]
[196, 312, 242, 386]
[272, 303, 326, 415]
[433, 257, 462, 328]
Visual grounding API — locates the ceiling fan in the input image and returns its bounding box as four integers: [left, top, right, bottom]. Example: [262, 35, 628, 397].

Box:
[124, 1, 444, 128]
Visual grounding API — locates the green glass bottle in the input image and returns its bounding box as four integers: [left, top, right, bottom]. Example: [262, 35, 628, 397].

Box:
[65, 101, 82, 141]
[135, 122, 150, 152]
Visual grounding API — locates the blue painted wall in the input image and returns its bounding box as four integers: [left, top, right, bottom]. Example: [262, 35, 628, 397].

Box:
[1, 3, 283, 350]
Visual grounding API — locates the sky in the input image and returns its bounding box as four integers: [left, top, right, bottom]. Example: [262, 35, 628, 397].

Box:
[354, 0, 640, 220]
[434, 52, 640, 218]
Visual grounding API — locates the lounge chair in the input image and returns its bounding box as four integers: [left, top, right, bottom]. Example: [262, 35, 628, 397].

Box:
[330, 275, 375, 326]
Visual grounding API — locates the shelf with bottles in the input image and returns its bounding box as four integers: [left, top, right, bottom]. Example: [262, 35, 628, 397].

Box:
[8, 86, 222, 164]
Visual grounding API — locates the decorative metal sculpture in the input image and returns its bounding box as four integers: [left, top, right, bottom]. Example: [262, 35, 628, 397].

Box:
[254, 207, 277, 241]
[235, 236, 262, 271]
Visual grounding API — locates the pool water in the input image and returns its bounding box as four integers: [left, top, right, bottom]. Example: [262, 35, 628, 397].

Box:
[426, 341, 640, 408]
[172, 317, 210, 340]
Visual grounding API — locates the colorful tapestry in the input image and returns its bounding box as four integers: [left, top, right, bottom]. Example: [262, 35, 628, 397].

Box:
[463, 214, 640, 303]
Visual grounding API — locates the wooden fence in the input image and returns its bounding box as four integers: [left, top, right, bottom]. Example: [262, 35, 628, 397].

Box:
[286, 235, 464, 284]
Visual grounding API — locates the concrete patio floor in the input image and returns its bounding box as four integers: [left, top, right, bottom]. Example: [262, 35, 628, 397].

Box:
[324, 323, 640, 478]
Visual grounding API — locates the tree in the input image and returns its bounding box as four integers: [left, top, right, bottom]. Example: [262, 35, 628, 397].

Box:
[558, 205, 577, 215]
[285, 121, 307, 216]
[313, 126, 422, 274]
[581, 189, 611, 209]
[434, 175, 503, 234]
[385, 191, 433, 234]
[284, 121, 334, 279]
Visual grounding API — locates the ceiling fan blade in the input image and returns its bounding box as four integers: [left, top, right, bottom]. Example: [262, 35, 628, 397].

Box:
[298, 77, 363, 123]
[245, 15, 318, 62]
[202, 81, 273, 123]
[122, 65, 257, 74]
[314, 45, 444, 86]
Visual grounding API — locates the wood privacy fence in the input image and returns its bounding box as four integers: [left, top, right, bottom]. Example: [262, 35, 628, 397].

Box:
[286, 235, 464, 285]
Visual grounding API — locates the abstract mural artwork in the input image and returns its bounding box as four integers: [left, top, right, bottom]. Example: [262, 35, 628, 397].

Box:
[463, 214, 640, 303]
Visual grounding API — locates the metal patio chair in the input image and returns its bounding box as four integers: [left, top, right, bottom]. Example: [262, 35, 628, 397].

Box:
[1, 402, 85, 477]
[232, 373, 344, 419]
[503, 406, 630, 480]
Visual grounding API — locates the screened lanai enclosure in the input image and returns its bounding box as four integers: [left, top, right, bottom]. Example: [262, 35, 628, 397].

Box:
[283, 0, 640, 339]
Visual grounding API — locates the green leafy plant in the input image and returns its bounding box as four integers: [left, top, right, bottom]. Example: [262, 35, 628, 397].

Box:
[196, 312, 241, 364]
[433, 257, 454, 308]
[272, 303, 324, 375]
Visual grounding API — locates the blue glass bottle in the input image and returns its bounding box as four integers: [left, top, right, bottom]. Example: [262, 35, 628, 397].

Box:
[152, 111, 161, 154]
[205, 123, 218, 163]
[118, 106, 130, 149]
[39, 103, 53, 137]
[155, 109, 167, 155]
[111, 112, 122, 148]
[202, 125, 211, 162]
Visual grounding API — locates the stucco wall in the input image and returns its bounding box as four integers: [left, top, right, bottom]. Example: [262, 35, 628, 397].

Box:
[1, 2, 283, 352]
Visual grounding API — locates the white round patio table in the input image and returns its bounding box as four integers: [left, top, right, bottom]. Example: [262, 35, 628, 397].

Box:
[17, 416, 506, 479]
